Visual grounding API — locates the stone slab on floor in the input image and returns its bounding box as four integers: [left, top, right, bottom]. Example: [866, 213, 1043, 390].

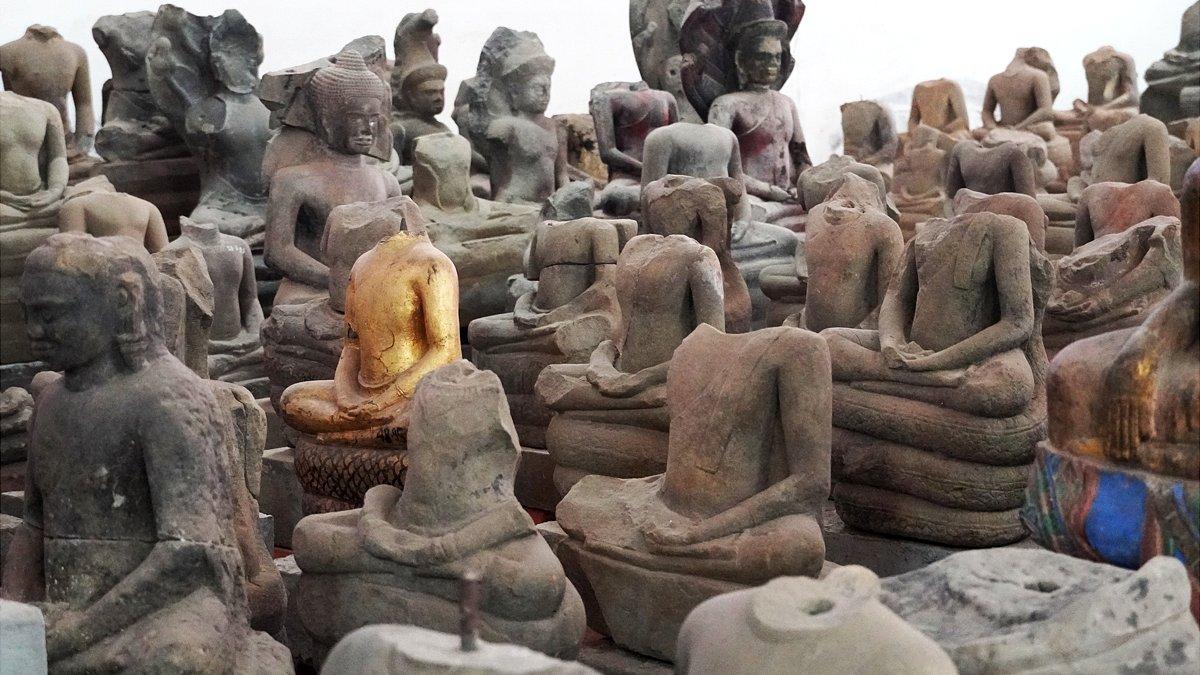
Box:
[260, 447, 303, 549]
[821, 501, 1042, 577]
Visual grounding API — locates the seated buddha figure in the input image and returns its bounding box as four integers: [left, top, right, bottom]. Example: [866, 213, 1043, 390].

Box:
[165, 217, 266, 393]
[278, 227, 461, 511]
[642, 121, 797, 322]
[1, 91, 70, 365]
[58, 182, 169, 253]
[292, 361, 585, 658]
[535, 234, 725, 494]
[947, 140, 1038, 199]
[821, 210, 1053, 547]
[1055, 46, 1140, 142]
[1, 234, 291, 672]
[1071, 114, 1173, 197]
[952, 189, 1048, 252]
[1023, 159, 1199, 588]
[556, 323, 831, 661]
[591, 81, 678, 216]
[841, 100, 898, 176]
[892, 124, 949, 236]
[263, 49, 401, 307]
[410, 132, 538, 323]
[980, 48, 1074, 184]
[906, 78, 972, 149]
[469, 217, 637, 449]
[1044, 180, 1182, 354]
[1140, 0, 1200, 124]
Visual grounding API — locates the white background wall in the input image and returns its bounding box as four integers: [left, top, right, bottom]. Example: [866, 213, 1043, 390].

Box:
[2, 1, 1191, 161]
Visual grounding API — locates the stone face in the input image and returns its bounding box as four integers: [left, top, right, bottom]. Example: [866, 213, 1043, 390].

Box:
[556, 324, 830, 660]
[881, 550, 1200, 674]
[0, 25, 95, 164]
[92, 12, 188, 161]
[390, 10, 450, 165]
[469, 217, 637, 448]
[822, 211, 1053, 546]
[293, 361, 586, 658]
[1141, 1, 1200, 123]
[456, 27, 565, 204]
[0, 233, 290, 672]
[676, 567, 955, 674]
[321, 625, 597, 674]
[145, 6, 272, 240]
[537, 234, 725, 492]
[0, 600, 47, 675]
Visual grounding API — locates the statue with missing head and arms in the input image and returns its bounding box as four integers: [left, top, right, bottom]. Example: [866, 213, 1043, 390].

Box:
[0, 233, 291, 673]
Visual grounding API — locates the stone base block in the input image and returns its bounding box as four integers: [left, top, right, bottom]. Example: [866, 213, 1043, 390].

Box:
[547, 414, 669, 496]
[834, 483, 1027, 548]
[293, 436, 408, 514]
[562, 539, 744, 662]
[1023, 442, 1199, 598]
[515, 446, 560, 512]
[260, 447, 304, 548]
[0, 600, 47, 675]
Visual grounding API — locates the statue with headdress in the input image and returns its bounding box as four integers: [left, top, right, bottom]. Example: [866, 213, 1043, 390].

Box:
[390, 10, 450, 164]
[144, 4, 271, 243]
[629, 0, 701, 122]
[679, 0, 810, 223]
[453, 27, 567, 204]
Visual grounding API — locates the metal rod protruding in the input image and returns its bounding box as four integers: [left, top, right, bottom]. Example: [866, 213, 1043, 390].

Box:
[459, 569, 482, 652]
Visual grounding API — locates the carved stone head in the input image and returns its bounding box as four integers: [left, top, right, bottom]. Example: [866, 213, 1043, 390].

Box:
[308, 49, 390, 155]
[735, 21, 786, 90]
[20, 233, 163, 373]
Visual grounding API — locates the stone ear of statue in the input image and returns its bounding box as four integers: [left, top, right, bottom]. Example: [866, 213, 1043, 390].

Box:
[116, 270, 151, 368]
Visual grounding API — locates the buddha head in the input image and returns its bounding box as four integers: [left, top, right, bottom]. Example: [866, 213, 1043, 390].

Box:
[734, 20, 787, 90]
[308, 49, 390, 155]
[393, 10, 447, 118]
[21, 233, 163, 374]
[500, 43, 554, 116]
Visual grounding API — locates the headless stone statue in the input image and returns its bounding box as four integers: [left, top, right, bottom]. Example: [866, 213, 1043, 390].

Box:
[947, 141, 1037, 197]
[1082, 114, 1172, 187]
[980, 48, 1074, 183]
[907, 79, 972, 147]
[822, 210, 1053, 546]
[0, 25, 94, 166]
[537, 234, 726, 493]
[291, 361, 586, 658]
[841, 100, 898, 174]
[0, 233, 291, 673]
[1141, 0, 1200, 123]
[556, 323, 831, 660]
[1056, 46, 1140, 137]
[59, 181, 169, 253]
[591, 82, 678, 216]
[469, 217, 637, 448]
[263, 49, 401, 306]
[145, 7, 272, 240]
[390, 10, 450, 165]
[676, 566, 955, 674]
[410, 132, 538, 323]
[892, 124, 948, 235]
[91, 12, 188, 161]
[1023, 161, 1199, 590]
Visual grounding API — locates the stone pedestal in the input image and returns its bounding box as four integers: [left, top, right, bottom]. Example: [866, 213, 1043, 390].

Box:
[260, 447, 304, 548]
[293, 435, 408, 514]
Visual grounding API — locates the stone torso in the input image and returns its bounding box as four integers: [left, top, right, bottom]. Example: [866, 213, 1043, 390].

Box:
[654, 124, 737, 179]
[533, 221, 610, 310]
[194, 238, 247, 339]
[913, 80, 964, 132]
[611, 90, 675, 178]
[192, 93, 271, 199]
[806, 200, 892, 331]
[989, 68, 1043, 126]
[1084, 181, 1179, 239]
[910, 219, 1001, 350]
[0, 94, 50, 196]
[490, 117, 558, 203]
[956, 144, 1026, 194]
[895, 146, 946, 196]
[0, 33, 81, 126]
[711, 90, 797, 189]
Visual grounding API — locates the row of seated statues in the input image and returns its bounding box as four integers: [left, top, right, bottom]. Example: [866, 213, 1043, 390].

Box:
[0, 0, 1197, 672]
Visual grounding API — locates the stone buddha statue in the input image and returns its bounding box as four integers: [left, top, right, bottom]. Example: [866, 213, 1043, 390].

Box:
[410, 132, 538, 323]
[469, 217, 638, 449]
[980, 48, 1075, 183]
[0, 25, 95, 169]
[642, 175, 753, 333]
[907, 78, 972, 148]
[1044, 179, 1182, 352]
[841, 100, 898, 175]
[145, 7, 271, 241]
[590, 81, 679, 216]
[457, 28, 567, 205]
[536, 234, 726, 493]
[291, 361, 585, 658]
[947, 140, 1038, 198]
[390, 10, 450, 165]
[821, 210, 1053, 546]
[1023, 159, 1199, 588]
[279, 228, 460, 510]
[951, 189, 1048, 252]
[792, 174, 904, 333]
[2, 91, 71, 365]
[91, 12, 187, 161]
[1141, 0, 1200, 124]
[1073, 114, 1173, 192]
[892, 124, 948, 236]
[641, 121, 798, 322]
[263, 48, 401, 306]
[0, 234, 291, 672]
[684, 1, 810, 225]
[58, 182, 169, 253]
[1056, 46, 1140, 138]
[556, 323, 831, 660]
[165, 217, 266, 393]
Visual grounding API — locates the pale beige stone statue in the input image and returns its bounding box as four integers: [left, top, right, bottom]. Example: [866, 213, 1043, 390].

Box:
[58, 182, 169, 253]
